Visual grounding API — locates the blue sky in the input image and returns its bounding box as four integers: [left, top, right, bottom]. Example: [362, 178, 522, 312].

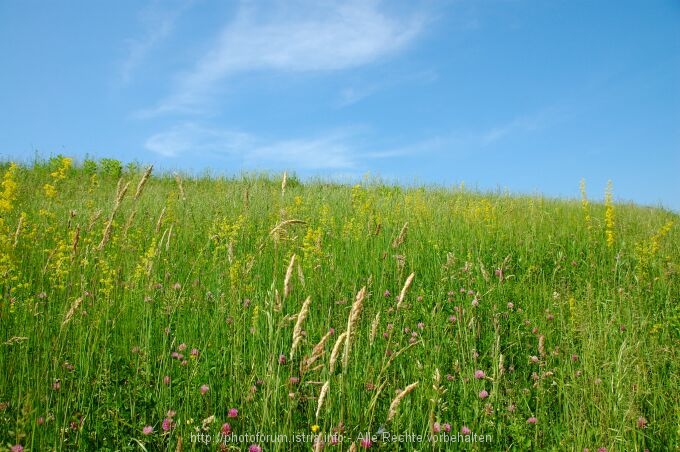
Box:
[1, 0, 678, 210]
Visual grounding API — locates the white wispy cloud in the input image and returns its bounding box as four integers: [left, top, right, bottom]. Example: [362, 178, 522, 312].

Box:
[143, 0, 426, 115]
[145, 123, 358, 170]
[144, 123, 254, 158]
[120, 1, 193, 85]
[335, 69, 438, 108]
[481, 108, 563, 145]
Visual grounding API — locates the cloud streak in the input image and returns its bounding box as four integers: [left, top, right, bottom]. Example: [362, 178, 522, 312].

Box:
[144, 0, 425, 115]
[120, 1, 193, 85]
[144, 123, 358, 170]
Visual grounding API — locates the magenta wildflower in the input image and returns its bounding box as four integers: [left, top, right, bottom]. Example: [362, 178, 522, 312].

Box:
[432, 422, 441, 433]
[329, 435, 340, 445]
[443, 423, 451, 432]
[190, 348, 200, 358]
[142, 425, 153, 435]
[479, 390, 489, 399]
[572, 354, 579, 362]
[289, 376, 300, 385]
[461, 426, 471, 435]
[527, 417, 538, 424]
[448, 315, 457, 323]
[200, 384, 210, 395]
[178, 343, 187, 351]
[360, 437, 372, 448]
[52, 380, 61, 391]
[221, 423, 232, 435]
[161, 418, 174, 431]
[10, 445, 23, 452]
[278, 354, 287, 365]
[474, 370, 485, 379]
[248, 444, 262, 452]
[417, 322, 425, 330]
[37, 416, 45, 425]
[163, 375, 171, 385]
[637, 417, 647, 429]
[597, 448, 607, 452]
[471, 298, 479, 307]
[227, 408, 238, 418]
[384, 290, 391, 297]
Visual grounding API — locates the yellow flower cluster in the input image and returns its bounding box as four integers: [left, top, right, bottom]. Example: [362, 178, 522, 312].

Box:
[0, 163, 19, 213]
[44, 156, 73, 198]
[604, 181, 615, 248]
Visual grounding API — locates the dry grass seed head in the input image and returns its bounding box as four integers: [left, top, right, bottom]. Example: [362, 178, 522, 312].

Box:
[342, 286, 366, 371]
[387, 381, 419, 422]
[290, 296, 312, 360]
[328, 331, 347, 374]
[396, 272, 415, 309]
[284, 254, 296, 298]
[316, 380, 330, 419]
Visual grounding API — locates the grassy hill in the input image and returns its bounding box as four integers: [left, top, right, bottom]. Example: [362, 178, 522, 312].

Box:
[1, 156, 678, 451]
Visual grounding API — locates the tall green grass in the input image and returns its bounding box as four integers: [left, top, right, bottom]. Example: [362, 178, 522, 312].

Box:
[1, 157, 678, 451]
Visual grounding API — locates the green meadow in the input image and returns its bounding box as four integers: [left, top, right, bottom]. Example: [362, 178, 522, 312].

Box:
[1, 156, 678, 451]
